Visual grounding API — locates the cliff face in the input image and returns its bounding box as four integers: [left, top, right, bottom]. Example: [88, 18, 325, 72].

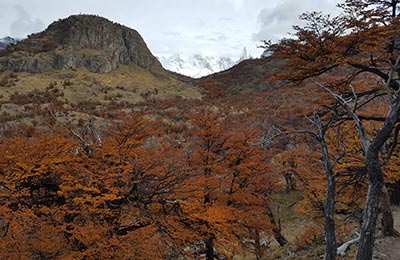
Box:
[0, 15, 161, 73]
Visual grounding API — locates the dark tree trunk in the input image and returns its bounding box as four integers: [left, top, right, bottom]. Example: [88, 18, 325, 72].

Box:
[356, 154, 384, 260]
[205, 235, 214, 260]
[387, 182, 400, 204]
[324, 190, 336, 260]
[273, 228, 288, 247]
[266, 210, 288, 246]
[320, 137, 337, 260]
[381, 185, 399, 236]
[284, 172, 295, 193]
[390, 0, 399, 17]
[356, 93, 400, 259]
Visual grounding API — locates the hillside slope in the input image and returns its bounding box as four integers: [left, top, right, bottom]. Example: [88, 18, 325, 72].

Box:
[196, 57, 286, 96]
[0, 15, 201, 127]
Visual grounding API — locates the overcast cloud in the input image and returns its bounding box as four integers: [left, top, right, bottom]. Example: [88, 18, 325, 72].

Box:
[10, 5, 45, 37]
[253, 0, 341, 42]
[0, 0, 341, 58]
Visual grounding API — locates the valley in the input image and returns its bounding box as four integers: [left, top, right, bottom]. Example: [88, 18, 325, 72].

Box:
[1, 3, 400, 259]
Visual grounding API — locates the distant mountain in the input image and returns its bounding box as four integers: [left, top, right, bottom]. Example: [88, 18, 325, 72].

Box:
[0, 15, 161, 73]
[159, 54, 235, 78]
[0, 36, 19, 50]
[159, 47, 251, 78]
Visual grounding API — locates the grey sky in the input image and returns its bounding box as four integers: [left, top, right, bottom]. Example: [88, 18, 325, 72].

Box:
[0, 0, 341, 58]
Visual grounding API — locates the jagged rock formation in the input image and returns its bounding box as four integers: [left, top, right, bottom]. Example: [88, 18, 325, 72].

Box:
[0, 15, 161, 73]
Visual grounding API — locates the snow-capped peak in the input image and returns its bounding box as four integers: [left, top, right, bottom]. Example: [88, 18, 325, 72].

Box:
[159, 54, 237, 78]
[0, 37, 18, 44]
[159, 47, 251, 78]
[0, 36, 19, 50]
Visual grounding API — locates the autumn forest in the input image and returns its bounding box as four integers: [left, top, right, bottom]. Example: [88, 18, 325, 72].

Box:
[1, 0, 400, 260]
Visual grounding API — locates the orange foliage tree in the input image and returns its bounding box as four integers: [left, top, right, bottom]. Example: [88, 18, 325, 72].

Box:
[0, 110, 281, 260]
[264, 1, 400, 259]
[173, 109, 280, 259]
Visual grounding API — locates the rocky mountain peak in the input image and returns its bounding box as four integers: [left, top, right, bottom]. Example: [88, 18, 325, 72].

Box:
[0, 14, 161, 73]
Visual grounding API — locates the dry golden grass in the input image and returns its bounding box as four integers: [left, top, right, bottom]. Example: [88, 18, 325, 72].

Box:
[0, 64, 202, 128]
[0, 64, 201, 129]
[0, 65, 201, 105]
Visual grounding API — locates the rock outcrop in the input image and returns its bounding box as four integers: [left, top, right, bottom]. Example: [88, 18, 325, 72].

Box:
[0, 15, 161, 73]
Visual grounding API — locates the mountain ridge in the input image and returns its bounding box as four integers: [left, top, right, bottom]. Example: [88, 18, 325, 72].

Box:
[195, 57, 285, 96]
[0, 15, 161, 73]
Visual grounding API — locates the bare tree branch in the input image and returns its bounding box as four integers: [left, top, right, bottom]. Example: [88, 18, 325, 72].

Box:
[312, 80, 371, 150]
